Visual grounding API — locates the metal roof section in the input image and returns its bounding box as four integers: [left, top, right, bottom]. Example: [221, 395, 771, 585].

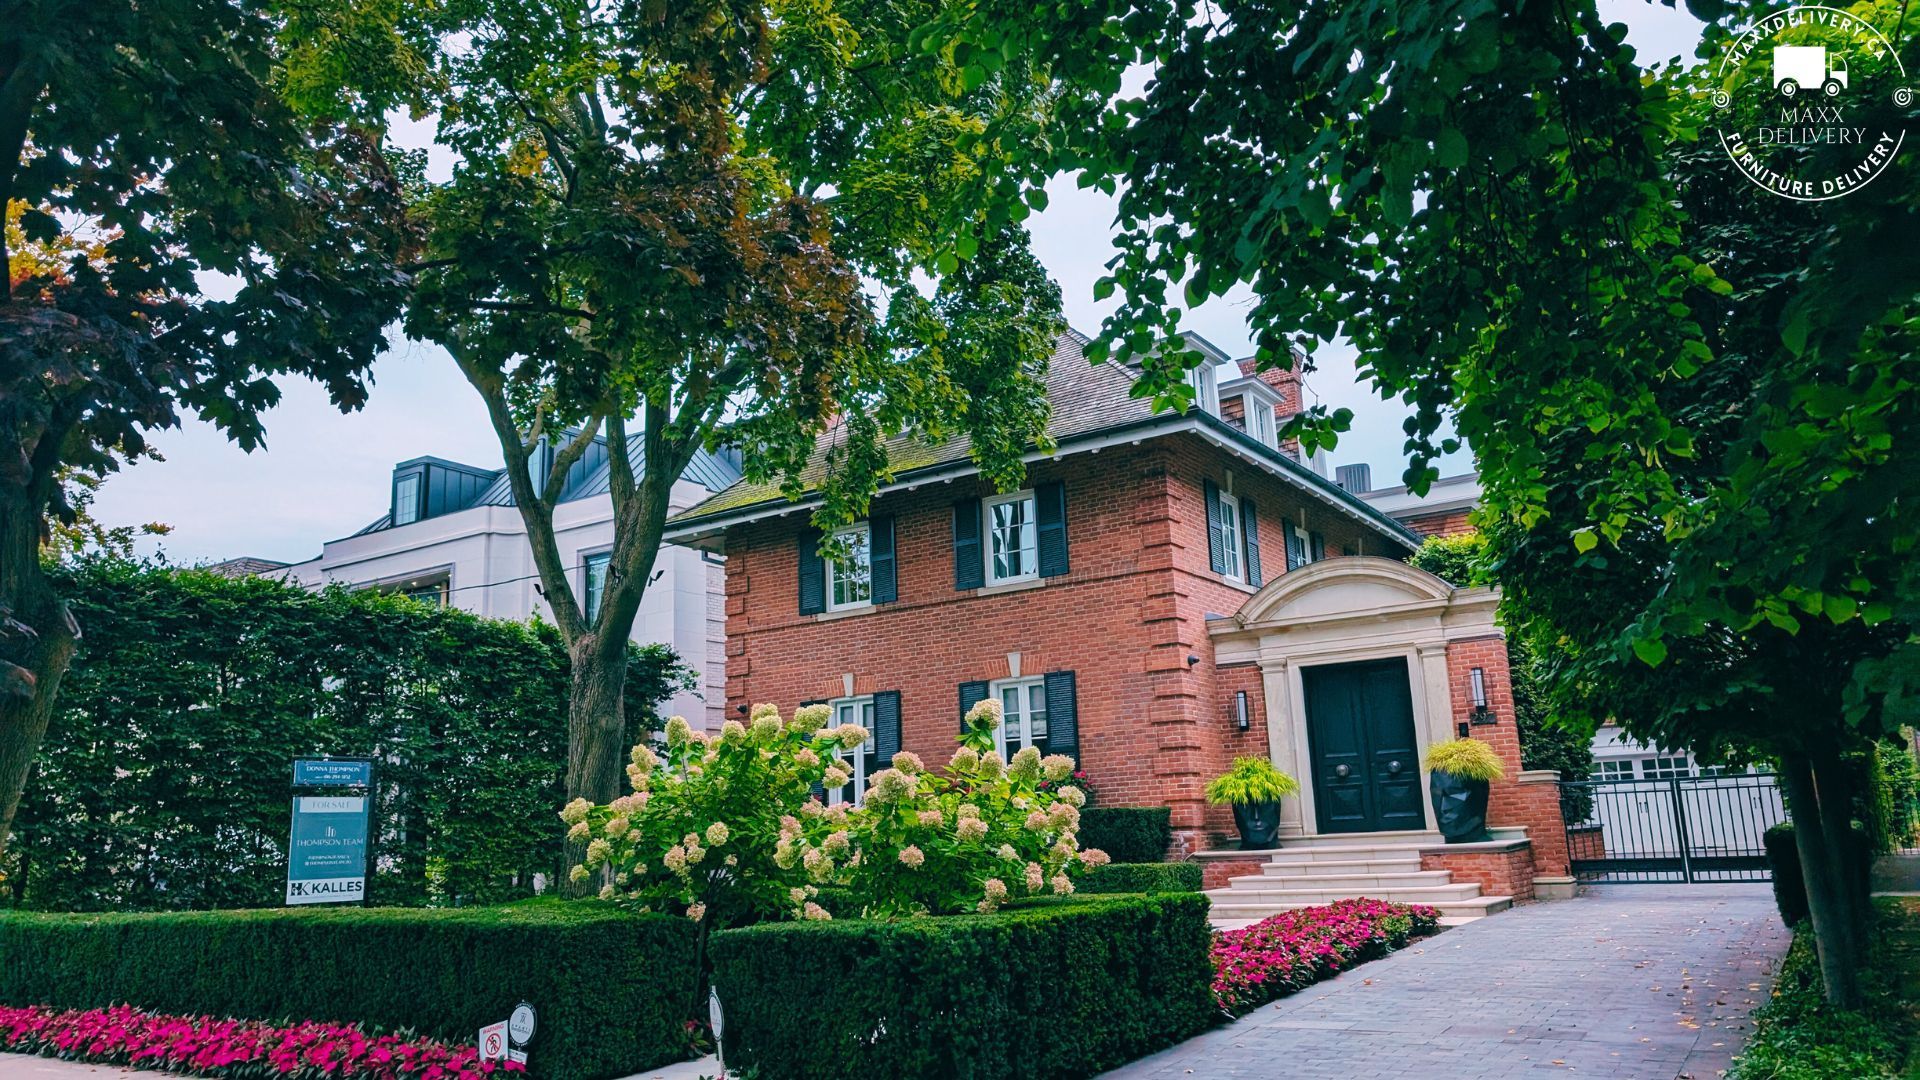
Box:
[663, 330, 1422, 551]
[356, 433, 743, 537]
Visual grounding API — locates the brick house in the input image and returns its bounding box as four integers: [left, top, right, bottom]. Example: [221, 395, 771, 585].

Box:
[664, 331, 1569, 911]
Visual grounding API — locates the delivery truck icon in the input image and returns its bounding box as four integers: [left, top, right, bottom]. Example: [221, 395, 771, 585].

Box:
[1774, 45, 1848, 97]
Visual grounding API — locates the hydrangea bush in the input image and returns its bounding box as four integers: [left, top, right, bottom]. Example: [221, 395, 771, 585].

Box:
[562, 699, 1107, 926]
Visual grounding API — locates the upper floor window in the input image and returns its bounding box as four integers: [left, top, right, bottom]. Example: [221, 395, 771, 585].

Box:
[986, 491, 1038, 585]
[1217, 491, 1243, 582]
[583, 551, 612, 620]
[393, 474, 422, 526]
[827, 524, 872, 611]
[1246, 396, 1277, 447]
[994, 677, 1049, 757]
[828, 696, 878, 806]
[1641, 755, 1693, 780]
[1186, 364, 1220, 416]
[1592, 760, 1634, 781]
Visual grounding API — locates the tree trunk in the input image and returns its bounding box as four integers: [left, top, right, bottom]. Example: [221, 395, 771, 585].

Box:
[1809, 745, 1875, 954]
[1780, 749, 1865, 1007]
[560, 632, 628, 896]
[0, 496, 77, 861]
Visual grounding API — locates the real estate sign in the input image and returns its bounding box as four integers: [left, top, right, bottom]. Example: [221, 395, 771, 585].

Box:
[292, 759, 373, 787]
[286, 794, 370, 905]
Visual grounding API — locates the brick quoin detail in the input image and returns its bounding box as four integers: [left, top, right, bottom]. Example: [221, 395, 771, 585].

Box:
[1446, 637, 1569, 880]
[718, 431, 1405, 854]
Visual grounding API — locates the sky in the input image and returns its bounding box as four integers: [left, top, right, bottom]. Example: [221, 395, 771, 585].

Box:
[92, 1, 1706, 566]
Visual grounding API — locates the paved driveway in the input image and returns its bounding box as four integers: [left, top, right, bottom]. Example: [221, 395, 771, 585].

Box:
[1103, 884, 1789, 1080]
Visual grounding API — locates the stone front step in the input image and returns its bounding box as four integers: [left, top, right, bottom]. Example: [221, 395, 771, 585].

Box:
[1232, 869, 1456, 891]
[1206, 894, 1514, 923]
[1255, 858, 1427, 877]
[1208, 881, 1487, 904]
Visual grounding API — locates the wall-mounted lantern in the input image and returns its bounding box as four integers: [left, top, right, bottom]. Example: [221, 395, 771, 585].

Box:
[1469, 667, 1496, 725]
[1235, 690, 1250, 732]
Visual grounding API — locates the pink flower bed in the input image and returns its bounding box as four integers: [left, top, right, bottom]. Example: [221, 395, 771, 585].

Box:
[0, 1004, 522, 1080]
[1210, 897, 1439, 1014]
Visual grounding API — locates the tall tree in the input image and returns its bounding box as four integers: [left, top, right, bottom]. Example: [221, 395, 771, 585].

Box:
[0, 0, 424, 856]
[932, 0, 1917, 1003]
[396, 0, 1063, 874]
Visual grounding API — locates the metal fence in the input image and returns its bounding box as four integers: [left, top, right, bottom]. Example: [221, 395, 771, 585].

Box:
[1559, 773, 1785, 883]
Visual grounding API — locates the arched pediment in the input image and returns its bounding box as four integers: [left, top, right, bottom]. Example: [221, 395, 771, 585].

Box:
[1228, 557, 1458, 628]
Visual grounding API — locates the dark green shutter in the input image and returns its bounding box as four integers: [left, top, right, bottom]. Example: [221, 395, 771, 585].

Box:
[953, 498, 984, 591]
[801, 699, 829, 799]
[1036, 481, 1069, 578]
[1203, 479, 1226, 574]
[1309, 531, 1326, 563]
[1285, 522, 1307, 572]
[1242, 500, 1263, 587]
[1043, 671, 1079, 761]
[873, 690, 901, 766]
[870, 516, 897, 604]
[797, 527, 825, 614]
[959, 680, 990, 731]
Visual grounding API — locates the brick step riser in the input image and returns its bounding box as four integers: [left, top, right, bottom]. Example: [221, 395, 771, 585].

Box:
[1256, 860, 1428, 877]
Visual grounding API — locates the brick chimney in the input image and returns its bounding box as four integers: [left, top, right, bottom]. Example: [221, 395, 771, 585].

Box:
[1234, 345, 1305, 423]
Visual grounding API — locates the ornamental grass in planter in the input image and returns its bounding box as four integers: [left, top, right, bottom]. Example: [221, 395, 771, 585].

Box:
[1422, 738, 1505, 843]
[1205, 757, 1300, 850]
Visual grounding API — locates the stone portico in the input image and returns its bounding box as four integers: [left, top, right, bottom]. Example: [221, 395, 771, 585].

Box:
[1205, 557, 1572, 904]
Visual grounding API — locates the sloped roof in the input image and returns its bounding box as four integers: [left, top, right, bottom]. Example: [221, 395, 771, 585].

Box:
[670, 331, 1160, 522]
[665, 330, 1422, 549]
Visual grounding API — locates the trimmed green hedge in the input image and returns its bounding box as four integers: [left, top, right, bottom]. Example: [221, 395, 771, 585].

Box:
[1079, 861, 1203, 894]
[1765, 823, 1809, 925]
[1080, 806, 1172, 863]
[0, 901, 700, 1080]
[708, 894, 1215, 1079]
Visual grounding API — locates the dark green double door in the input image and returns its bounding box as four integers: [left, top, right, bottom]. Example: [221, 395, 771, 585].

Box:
[1302, 658, 1428, 834]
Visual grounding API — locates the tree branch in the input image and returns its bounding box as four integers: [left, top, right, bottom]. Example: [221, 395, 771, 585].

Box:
[472, 300, 595, 320]
[543, 412, 604, 505]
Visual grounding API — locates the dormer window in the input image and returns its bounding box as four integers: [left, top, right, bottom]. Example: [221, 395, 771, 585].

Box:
[1186, 364, 1221, 417]
[1218, 375, 1284, 450]
[393, 472, 423, 526]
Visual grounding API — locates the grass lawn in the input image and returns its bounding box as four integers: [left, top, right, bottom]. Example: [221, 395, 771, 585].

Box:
[1734, 898, 1920, 1078]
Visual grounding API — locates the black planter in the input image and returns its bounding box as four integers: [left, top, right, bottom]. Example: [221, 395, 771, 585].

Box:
[1429, 771, 1492, 843]
[1231, 801, 1282, 850]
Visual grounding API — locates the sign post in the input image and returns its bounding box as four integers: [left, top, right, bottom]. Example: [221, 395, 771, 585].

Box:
[287, 757, 375, 906]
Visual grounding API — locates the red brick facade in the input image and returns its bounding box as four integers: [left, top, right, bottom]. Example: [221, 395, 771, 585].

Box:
[1421, 844, 1537, 903]
[719, 431, 1398, 851]
[1403, 508, 1474, 538]
[1443, 634, 1570, 882]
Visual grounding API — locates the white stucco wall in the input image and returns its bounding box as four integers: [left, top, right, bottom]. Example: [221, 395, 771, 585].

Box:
[277, 478, 723, 730]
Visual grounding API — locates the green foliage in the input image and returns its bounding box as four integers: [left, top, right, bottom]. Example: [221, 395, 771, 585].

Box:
[1079, 807, 1173, 864]
[1866, 740, 1920, 854]
[1406, 534, 1489, 588]
[1766, 823, 1810, 927]
[1408, 537, 1594, 786]
[1731, 916, 1909, 1079]
[1421, 740, 1506, 783]
[0, 901, 701, 1080]
[1204, 757, 1301, 806]
[5, 559, 692, 910]
[707, 894, 1216, 1079]
[568, 696, 1103, 925]
[1078, 862, 1202, 895]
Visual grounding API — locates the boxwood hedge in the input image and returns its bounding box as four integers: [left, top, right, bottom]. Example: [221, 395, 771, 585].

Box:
[707, 893, 1215, 1079]
[1079, 806, 1172, 863]
[1078, 861, 1203, 894]
[0, 901, 699, 1080]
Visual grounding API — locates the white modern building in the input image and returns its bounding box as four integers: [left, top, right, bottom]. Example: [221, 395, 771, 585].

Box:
[252, 435, 741, 729]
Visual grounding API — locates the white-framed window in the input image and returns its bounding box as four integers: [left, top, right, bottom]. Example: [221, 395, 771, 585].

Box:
[1246, 395, 1276, 447]
[1217, 491, 1243, 582]
[1186, 364, 1220, 416]
[993, 678, 1050, 757]
[582, 551, 612, 620]
[826, 524, 872, 611]
[985, 490, 1039, 585]
[1640, 755, 1693, 780]
[393, 474, 422, 526]
[1592, 760, 1635, 781]
[827, 696, 878, 806]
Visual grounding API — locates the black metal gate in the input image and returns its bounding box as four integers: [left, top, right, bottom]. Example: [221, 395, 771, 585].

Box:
[1559, 773, 1785, 883]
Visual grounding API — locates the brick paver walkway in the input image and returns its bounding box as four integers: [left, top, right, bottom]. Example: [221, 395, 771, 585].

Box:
[1103, 884, 1789, 1080]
